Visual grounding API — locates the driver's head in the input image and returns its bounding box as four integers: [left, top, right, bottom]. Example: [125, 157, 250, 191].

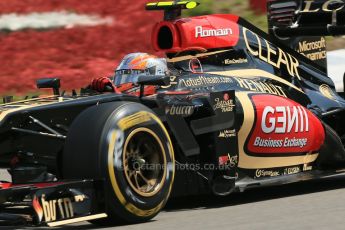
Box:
[114, 53, 168, 93]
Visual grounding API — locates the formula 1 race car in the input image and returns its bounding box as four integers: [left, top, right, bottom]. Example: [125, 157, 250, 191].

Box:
[1, 0, 345, 227]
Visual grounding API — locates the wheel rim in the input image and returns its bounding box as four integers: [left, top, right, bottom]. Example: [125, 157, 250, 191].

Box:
[123, 128, 167, 197]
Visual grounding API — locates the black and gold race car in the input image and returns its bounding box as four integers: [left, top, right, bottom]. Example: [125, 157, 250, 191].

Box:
[1, 0, 345, 227]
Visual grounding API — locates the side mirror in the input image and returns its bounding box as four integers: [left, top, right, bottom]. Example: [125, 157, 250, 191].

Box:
[36, 78, 60, 95]
[137, 75, 171, 98]
[137, 75, 170, 86]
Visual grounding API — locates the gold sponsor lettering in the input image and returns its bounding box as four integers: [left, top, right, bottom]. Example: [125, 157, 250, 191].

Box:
[288, 53, 301, 79]
[303, 163, 313, 171]
[40, 194, 84, 222]
[74, 195, 85, 202]
[303, 51, 327, 61]
[301, 0, 345, 13]
[218, 129, 236, 138]
[257, 34, 268, 62]
[323, 0, 345, 11]
[244, 30, 258, 56]
[298, 38, 326, 53]
[265, 39, 278, 67]
[243, 27, 301, 79]
[233, 77, 287, 97]
[277, 47, 293, 76]
[301, 0, 320, 12]
[117, 112, 152, 130]
[297, 38, 327, 61]
[213, 98, 235, 112]
[41, 195, 57, 221]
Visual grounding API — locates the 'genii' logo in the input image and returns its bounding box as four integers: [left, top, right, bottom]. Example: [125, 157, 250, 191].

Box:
[261, 106, 309, 134]
[195, 26, 233, 38]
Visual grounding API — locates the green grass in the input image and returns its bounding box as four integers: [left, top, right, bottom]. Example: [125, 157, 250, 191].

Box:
[183, 0, 268, 32]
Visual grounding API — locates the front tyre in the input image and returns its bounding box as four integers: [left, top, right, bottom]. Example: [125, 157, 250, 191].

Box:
[63, 102, 175, 224]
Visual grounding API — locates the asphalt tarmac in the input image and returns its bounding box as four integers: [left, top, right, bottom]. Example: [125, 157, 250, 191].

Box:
[4, 174, 345, 230]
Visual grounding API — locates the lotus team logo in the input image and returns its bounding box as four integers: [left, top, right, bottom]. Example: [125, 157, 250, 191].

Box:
[319, 84, 337, 100]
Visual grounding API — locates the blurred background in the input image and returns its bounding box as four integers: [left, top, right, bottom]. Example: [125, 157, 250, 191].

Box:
[0, 0, 344, 95]
[0, 0, 161, 94]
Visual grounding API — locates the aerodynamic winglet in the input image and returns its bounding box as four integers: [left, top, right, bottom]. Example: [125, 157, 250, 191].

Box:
[146, 1, 200, 20]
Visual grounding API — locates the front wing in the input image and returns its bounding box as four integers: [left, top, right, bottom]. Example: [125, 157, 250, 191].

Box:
[0, 180, 107, 227]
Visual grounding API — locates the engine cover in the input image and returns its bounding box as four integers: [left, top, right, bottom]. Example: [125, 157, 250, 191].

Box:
[152, 14, 240, 53]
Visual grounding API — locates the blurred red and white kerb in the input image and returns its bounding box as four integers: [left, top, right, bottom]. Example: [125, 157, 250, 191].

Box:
[0, 11, 113, 31]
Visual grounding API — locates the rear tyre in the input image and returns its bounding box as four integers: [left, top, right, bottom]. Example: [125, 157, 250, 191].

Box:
[62, 102, 175, 224]
[316, 123, 345, 169]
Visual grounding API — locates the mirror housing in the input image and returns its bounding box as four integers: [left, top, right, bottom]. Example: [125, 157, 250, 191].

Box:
[137, 75, 171, 98]
[137, 75, 170, 86]
[36, 78, 60, 95]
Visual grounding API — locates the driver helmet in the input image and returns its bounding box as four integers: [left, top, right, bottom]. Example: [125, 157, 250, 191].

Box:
[114, 53, 168, 95]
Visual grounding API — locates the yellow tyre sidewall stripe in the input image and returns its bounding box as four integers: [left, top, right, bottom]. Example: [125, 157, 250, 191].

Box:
[107, 111, 175, 217]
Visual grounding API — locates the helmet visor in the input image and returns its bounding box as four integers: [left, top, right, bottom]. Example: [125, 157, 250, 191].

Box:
[114, 69, 147, 86]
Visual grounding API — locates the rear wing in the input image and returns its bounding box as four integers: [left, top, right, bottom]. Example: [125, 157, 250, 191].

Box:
[268, 0, 345, 37]
[266, 0, 345, 73]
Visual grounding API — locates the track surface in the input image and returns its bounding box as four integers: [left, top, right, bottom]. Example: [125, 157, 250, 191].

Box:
[3, 175, 345, 230]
